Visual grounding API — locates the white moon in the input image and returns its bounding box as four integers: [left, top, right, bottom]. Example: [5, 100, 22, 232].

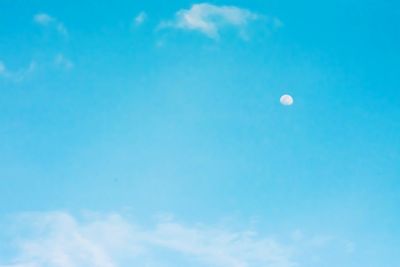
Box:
[280, 94, 294, 106]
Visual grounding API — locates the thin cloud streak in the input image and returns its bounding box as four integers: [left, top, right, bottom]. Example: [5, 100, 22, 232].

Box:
[0, 212, 295, 267]
[0, 61, 6, 75]
[134, 11, 147, 26]
[33, 13, 68, 37]
[0, 212, 354, 267]
[54, 54, 74, 70]
[0, 61, 36, 82]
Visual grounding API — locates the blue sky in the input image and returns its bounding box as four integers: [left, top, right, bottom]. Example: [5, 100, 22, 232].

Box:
[0, 0, 399, 266]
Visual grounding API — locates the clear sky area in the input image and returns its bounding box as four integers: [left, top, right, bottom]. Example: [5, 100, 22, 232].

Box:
[0, 1, 399, 266]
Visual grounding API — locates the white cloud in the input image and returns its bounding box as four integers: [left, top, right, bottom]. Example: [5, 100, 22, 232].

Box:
[0, 55, 74, 82]
[15, 61, 36, 82]
[0, 61, 36, 82]
[54, 54, 74, 70]
[159, 3, 261, 39]
[0, 212, 296, 267]
[134, 11, 147, 26]
[33, 13, 54, 25]
[33, 13, 68, 37]
[147, 222, 294, 267]
[0, 61, 6, 75]
[0, 212, 354, 267]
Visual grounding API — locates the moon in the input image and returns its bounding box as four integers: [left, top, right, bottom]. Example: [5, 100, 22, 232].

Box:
[280, 94, 294, 106]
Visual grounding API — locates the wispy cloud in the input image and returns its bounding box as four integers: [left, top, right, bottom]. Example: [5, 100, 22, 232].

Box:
[0, 55, 74, 81]
[33, 13, 53, 25]
[0, 61, 6, 75]
[0, 61, 36, 82]
[0, 212, 296, 267]
[159, 3, 267, 39]
[54, 54, 74, 70]
[0, 212, 354, 267]
[33, 13, 68, 37]
[134, 11, 147, 26]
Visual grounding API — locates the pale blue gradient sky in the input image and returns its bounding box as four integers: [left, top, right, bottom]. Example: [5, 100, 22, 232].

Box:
[0, 1, 399, 266]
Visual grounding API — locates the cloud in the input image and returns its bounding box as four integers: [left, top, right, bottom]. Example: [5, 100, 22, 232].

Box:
[0, 61, 36, 82]
[0, 61, 6, 75]
[159, 3, 263, 39]
[147, 222, 294, 267]
[0, 55, 74, 82]
[0, 212, 296, 267]
[33, 13, 54, 25]
[134, 12, 147, 26]
[33, 13, 68, 37]
[54, 54, 74, 70]
[0, 212, 354, 267]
